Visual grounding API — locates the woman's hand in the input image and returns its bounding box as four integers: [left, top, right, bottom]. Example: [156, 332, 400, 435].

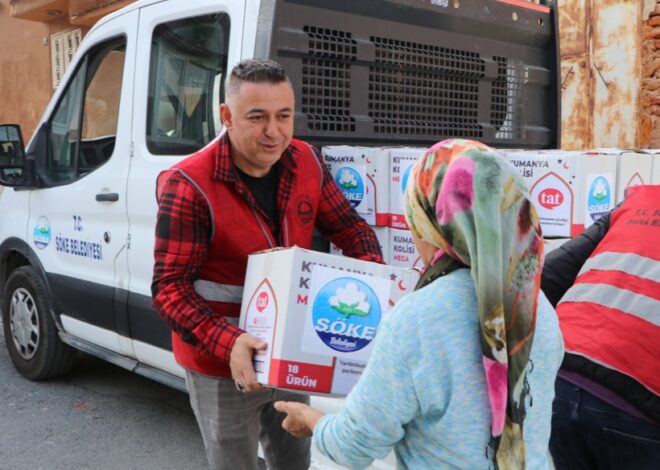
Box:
[274, 401, 325, 438]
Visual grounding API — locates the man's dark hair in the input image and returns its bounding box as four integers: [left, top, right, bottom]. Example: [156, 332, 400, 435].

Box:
[225, 58, 291, 102]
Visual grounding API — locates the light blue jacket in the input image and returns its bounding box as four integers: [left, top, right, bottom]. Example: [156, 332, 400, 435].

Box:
[314, 269, 564, 469]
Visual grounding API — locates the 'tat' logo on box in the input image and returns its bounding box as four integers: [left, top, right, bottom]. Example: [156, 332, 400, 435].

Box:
[538, 187, 564, 209]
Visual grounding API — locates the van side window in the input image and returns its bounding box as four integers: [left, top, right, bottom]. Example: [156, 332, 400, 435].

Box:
[46, 38, 126, 184]
[146, 13, 229, 156]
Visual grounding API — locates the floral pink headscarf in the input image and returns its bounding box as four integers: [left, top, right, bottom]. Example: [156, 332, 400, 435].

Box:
[404, 139, 543, 469]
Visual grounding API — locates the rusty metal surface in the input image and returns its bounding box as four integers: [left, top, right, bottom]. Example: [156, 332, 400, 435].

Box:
[561, 55, 592, 149]
[558, 0, 644, 149]
[558, 0, 591, 149]
[591, 0, 640, 148]
[557, 0, 589, 56]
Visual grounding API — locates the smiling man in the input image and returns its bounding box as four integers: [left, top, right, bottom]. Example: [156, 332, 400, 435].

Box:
[151, 59, 383, 470]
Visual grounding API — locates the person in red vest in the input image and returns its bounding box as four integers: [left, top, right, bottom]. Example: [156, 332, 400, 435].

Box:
[541, 185, 660, 470]
[151, 58, 383, 470]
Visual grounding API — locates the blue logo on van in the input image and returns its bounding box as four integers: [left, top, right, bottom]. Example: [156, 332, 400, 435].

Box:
[334, 167, 364, 208]
[401, 164, 413, 194]
[587, 176, 611, 222]
[33, 216, 51, 249]
[312, 278, 381, 353]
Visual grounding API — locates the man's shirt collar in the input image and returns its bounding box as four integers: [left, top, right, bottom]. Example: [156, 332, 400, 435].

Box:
[212, 132, 298, 182]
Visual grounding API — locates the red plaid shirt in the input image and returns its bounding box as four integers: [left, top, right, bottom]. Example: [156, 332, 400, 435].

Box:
[152, 134, 383, 363]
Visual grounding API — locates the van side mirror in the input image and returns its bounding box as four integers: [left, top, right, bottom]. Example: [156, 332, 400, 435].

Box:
[0, 124, 27, 187]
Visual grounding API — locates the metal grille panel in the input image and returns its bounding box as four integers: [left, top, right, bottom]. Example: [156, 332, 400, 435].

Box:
[301, 26, 356, 132]
[491, 56, 525, 140]
[368, 36, 484, 137]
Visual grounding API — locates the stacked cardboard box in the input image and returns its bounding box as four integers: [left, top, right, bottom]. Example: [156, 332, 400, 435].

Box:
[503, 150, 618, 237]
[651, 150, 660, 184]
[322, 146, 390, 227]
[323, 146, 426, 267]
[323, 145, 658, 264]
[329, 226, 389, 259]
[385, 148, 425, 268]
[388, 147, 425, 230]
[584, 149, 653, 204]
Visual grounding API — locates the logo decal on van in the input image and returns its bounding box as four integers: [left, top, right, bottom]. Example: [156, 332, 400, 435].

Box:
[334, 168, 364, 208]
[33, 217, 51, 249]
[312, 278, 381, 353]
[587, 176, 611, 222]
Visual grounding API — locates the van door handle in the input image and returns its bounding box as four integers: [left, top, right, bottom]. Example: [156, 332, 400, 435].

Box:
[96, 192, 119, 202]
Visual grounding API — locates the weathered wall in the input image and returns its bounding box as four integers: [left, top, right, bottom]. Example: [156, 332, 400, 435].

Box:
[641, 0, 660, 148]
[0, 0, 91, 142]
[591, 0, 641, 148]
[0, 1, 51, 142]
[559, 0, 644, 150]
[0, 1, 85, 141]
[558, 0, 591, 149]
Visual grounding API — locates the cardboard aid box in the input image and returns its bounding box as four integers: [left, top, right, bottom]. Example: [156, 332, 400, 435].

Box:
[322, 146, 390, 226]
[239, 247, 419, 396]
[587, 148, 653, 203]
[389, 228, 424, 269]
[330, 226, 390, 261]
[573, 151, 619, 231]
[614, 151, 653, 203]
[388, 148, 426, 229]
[504, 150, 578, 237]
[503, 150, 617, 237]
[652, 151, 660, 184]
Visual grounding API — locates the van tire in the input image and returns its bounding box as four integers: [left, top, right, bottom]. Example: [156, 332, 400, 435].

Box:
[2, 266, 76, 380]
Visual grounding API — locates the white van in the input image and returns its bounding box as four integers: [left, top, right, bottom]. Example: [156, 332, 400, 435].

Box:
[0, 0, 557, 466]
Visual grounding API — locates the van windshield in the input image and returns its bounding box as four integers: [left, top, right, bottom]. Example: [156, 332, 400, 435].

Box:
[146, 13, 229, 156]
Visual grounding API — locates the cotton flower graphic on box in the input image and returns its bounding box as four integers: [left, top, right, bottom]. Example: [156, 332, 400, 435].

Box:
[592, 178, 608, 201]
[309, 273, 383, 355]
[329, 282, 371, 319]
[338, 169, 359, 190]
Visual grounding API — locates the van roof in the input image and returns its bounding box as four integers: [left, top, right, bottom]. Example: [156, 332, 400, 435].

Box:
[88, 0, 166, 33]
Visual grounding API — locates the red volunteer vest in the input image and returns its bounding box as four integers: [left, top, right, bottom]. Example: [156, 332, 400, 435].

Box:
[160, 137, 324, 376]
[556, 185, 660, 397]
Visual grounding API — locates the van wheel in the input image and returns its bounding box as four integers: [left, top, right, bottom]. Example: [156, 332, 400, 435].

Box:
[2, 266, 76, 380]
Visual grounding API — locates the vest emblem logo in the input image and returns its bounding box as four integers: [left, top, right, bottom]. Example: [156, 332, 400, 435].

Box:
[295, 195, 314, 228]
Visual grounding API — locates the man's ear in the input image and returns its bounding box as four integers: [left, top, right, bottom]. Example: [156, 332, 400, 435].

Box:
[220, 103, 232, 130]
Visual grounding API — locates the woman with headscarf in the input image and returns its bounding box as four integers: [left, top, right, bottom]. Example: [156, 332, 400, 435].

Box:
[275, 139, 564, 469]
